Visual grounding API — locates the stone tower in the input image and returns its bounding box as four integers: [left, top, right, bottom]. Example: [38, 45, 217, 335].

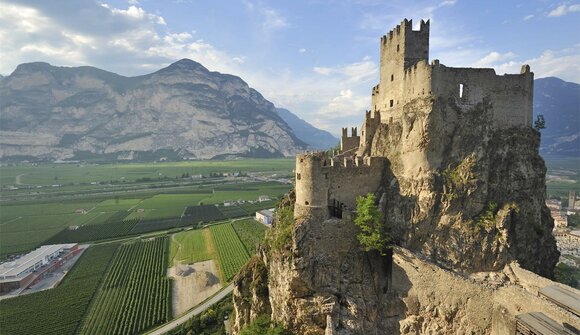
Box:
[569, 190, 576, 210]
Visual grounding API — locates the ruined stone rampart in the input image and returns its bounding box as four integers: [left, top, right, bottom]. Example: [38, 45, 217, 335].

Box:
[431, 63, 534, 127]
[339, 127, 359, 154]
[294, 152, 385, 218]
[369, 18, 533, 130]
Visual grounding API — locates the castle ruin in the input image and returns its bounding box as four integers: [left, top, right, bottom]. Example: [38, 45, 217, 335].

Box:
[235, 19, 575, 335]
[295, 18, 534, 220]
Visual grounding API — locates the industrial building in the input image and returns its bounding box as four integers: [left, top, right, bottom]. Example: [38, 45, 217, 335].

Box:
[255, 209, 274, 225]
[0, 243, 78, 294]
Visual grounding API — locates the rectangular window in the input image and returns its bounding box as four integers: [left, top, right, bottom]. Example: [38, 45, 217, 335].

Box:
[459, 84, 464, 98]
[390, 99, 394, 107]
[297, 173, 301, 180]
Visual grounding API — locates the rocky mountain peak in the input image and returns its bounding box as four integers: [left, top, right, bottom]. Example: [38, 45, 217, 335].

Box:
[0, 60, 308, 161]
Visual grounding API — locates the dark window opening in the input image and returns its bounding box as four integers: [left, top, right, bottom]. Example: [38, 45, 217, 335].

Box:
[459, 84, 464, 98]
[397, 44, 400, 52]
[324, 173, 328, 179]
[390, 100, 394, 107]
[305, 201, 309, 205]
[391, 74, 394, 82]
[300, 158, 304, 163]
[297, 173, 301, 180]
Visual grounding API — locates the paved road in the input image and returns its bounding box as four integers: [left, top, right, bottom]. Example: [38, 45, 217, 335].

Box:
[147, 283, 234, 335]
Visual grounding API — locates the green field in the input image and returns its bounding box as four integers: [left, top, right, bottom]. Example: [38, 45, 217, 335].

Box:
[210, 223, 250, 281]
[79, 237, 171, 335]
[0, 159, 294, 187]
[1, 180, 288, 258]
[544, 155, 580, 199]
[0, 244, 119, 335]
[232, 219, 268, 254]
[169, 229, 214, 266]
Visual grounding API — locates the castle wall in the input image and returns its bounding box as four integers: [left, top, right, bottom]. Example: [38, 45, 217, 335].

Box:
[294, 152, 385, 218]
[374, 19, 430, 123]
[340, 127, 360, 154]
[431, 64, 534, 127]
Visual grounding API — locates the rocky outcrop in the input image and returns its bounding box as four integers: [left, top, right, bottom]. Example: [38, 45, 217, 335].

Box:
[0, 60, 307, 161]
[369, 96, 558, 277]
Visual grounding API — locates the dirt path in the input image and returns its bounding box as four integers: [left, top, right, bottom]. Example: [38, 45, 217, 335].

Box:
[168, 260, 222, 317]
[15, 173, 27, 185]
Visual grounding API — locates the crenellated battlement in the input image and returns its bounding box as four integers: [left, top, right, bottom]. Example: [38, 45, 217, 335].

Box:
[294, 152, 386, 219]
[340, 127, 360, 154]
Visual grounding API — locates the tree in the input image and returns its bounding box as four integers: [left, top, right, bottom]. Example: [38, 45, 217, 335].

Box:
[534, 114, 546, 131]
[354, 193, 391, 255]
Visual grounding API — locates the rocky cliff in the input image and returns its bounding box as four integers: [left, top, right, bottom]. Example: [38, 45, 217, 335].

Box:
[368, 96, 559, 278]
[0, 60, 307, 161]
[231, 76, 562, 335]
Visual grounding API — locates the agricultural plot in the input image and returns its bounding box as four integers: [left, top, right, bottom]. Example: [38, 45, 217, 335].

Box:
[0, 159, 294, 187]
[179, 205, 226, 226]
[232, 219, 267, 254]
[46, 213, 139, 244]
[210, 223, 250, 281]
[130, 217, 180, 234]
[217, 205, 249, 218]
[169, 229, 214, 266]
[0, 244, 119, 335]
[0, 201, 98, 221]
[0, 213, 78, 257]
[94, 198, 143, 211]
[79, 237, 171, 335]
[239, 200, 278, 215]
[199, 182, 289, 205]
[133, 194, 204, 220]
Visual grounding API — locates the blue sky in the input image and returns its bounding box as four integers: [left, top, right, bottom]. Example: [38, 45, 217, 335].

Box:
[1, 0, 579, 134]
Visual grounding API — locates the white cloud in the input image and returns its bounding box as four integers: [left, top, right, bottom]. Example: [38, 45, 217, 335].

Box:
[128, 0, 140, 5]
[548, 3, 580, 17]
[243, 1, 288, 33]
[298, 48, 306, 53]
[439, 0, 457, 7]
[473, 51, 516, 67]
[317, 89, 370, 117]
[313, 56, 378, 84]
[261, 7, 288, 31]
[494, 48, 580, 83]
[0, 1, 247, 78]
[523, 14, 535, 21]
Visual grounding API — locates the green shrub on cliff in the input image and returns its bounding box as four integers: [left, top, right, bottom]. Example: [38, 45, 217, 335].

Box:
[239, 315, 292, 335]
[354, 193, 392, 255]
[266, 191, 295, 257]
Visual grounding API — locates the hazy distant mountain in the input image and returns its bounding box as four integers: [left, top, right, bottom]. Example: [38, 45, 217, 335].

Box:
[0, 60, 308, 161]
[534, 77, 579, 157]
[276, 108, 338, 150]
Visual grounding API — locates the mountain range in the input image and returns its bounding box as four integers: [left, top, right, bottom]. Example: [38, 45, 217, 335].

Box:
[533, 77, 579, 157]
[0, 61, 576, 161]
[0, 60, 336, 162]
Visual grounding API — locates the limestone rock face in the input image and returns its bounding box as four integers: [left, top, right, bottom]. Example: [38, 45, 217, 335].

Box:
[0, 60, 306, 160]
[231, 97, 561, 334]
[370, 97, 559, 277]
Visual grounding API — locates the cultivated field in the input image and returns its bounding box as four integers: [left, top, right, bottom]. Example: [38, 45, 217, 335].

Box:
[210, 223, 251, 281]
[0, 243, 119, 335]
[79, 237, 171, 335]
[232, 219, 268, 254]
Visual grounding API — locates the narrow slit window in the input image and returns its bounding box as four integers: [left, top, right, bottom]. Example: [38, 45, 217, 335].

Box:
[391, 74, 394, 81]
[459, 84, 464, 98]
[297, 173, 301, 180]
[397, 44, 400, 52]
[390, 99, 394, 107]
